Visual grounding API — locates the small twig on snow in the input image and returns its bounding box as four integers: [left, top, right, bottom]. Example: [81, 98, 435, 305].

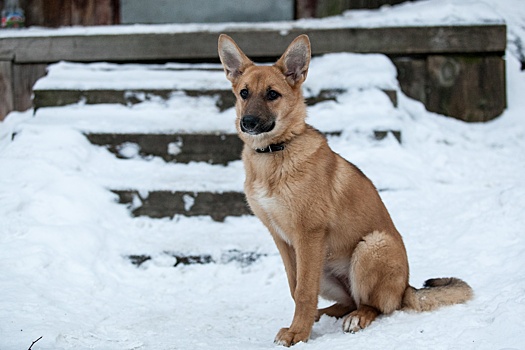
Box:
[28, 336, 43, 350]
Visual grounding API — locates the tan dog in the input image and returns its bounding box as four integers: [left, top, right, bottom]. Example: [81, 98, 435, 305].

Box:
[218, 34, 473, 347]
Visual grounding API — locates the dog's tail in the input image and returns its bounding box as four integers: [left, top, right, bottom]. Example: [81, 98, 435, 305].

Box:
[402, 277, 473, 312]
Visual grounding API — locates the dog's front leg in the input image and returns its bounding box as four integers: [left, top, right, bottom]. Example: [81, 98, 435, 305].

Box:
[273, 237, 297, 297]
[275, 232, 325, 347]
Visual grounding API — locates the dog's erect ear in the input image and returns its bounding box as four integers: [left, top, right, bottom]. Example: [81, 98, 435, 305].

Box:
[275, 35, 311, 87]
[218, 34, 253, 84]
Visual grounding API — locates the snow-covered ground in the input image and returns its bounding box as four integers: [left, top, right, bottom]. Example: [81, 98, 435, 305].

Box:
[1, 1, 525, 349]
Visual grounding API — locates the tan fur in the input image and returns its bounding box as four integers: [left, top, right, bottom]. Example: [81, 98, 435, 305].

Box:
[218, 34, 473, 347]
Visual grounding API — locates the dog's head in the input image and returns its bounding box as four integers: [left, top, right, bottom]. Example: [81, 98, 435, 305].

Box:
[218, 34, 311, 150]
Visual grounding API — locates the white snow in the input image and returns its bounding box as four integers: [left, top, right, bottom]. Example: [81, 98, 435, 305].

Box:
[29, 54, 399, 137]
[34, 54, 397, 94]
[33, 63, 230, 91]
[1, 1, 525, 349]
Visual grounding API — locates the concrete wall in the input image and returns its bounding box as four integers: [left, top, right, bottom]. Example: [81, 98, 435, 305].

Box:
[121, 0, 294, 24]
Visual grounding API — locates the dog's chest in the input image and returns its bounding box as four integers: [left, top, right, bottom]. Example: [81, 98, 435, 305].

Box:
[249, 184, 293, 245]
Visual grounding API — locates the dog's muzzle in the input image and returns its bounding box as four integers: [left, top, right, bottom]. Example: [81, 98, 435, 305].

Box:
[240, 115, 275, 135]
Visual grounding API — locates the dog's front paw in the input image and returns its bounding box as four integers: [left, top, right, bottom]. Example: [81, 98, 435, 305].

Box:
[274, 327, 309, 347]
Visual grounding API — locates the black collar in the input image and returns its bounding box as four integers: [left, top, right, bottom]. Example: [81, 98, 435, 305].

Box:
[255, 143, 285, 153]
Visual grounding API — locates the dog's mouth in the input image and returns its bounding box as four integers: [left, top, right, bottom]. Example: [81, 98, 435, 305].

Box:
[240, 115, 276, 135]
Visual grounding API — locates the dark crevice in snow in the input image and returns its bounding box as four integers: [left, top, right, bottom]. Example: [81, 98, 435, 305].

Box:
[128, 250, 268, 268]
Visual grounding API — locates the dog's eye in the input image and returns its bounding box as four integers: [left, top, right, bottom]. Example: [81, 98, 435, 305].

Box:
[267, 90, 281, 101]
[240, 89, 249, 100]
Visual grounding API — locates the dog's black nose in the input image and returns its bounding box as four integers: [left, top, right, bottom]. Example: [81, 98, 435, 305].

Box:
[241, 115, 260, 133]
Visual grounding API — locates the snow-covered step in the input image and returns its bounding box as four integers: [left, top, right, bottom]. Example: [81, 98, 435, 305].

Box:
[35, 86, 397, 110]
[35, 87, 237, 112]
[32, 62, 232, 110]
[31, 83, 403, 167]
[91, 154, 247, 220]
[86, 129, 400, 166]
[32, 55, 400, 109]
[113, 190, 250, 222]
[28, 54, 404, 221]
[86, 132, 243, 165]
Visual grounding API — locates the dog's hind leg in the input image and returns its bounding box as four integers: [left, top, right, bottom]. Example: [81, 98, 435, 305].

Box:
[342, 305, 381, 333]
[317, 270, 356, 321]
[343, 231, 409, 333]
[317, 303, 355, 321]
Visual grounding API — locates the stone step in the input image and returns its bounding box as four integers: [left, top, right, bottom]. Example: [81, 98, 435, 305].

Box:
[87, 130, 400, 165]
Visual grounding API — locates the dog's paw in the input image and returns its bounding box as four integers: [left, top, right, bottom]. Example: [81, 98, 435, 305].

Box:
[342, 314, 362, 333]
[274, 327, 309, 347]
[342, 307, 378, 333]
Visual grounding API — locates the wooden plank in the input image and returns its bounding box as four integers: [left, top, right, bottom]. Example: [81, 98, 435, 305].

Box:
[392, 56, 427, 105]
[94, 0, 119, 25]
[313, 0, 351, 18]
[1, 25, 506, 63]
[112, 190, 252, 222]
[295, 0, 410, 18]
[426, 55, 506, 122]
[33, 89, 236, 111]
[85, 128, 395, 166]
[0, 45, 15, 60]
[347, 0, 408, 9]
[33, 87, 394, 110]
[43, 0, 73, 27]
[12, 63, 47, 112]
[295, 0, 317, 19]
[72, 0, 96, 26]
[19, 0, 44, 27]
[86, 133, 244, 165]
[21, 0, 119, 27]
[0, 61, 14, 120]
[72, 0, 116, 25]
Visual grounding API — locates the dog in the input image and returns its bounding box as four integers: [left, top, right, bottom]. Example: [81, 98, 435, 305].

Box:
[218, 34, 473, 347]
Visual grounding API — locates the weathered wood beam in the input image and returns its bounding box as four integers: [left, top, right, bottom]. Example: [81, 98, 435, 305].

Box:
[0, 24, 507, 121]
[0, 61, 14, 119]
[0, 25, 506, 64]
